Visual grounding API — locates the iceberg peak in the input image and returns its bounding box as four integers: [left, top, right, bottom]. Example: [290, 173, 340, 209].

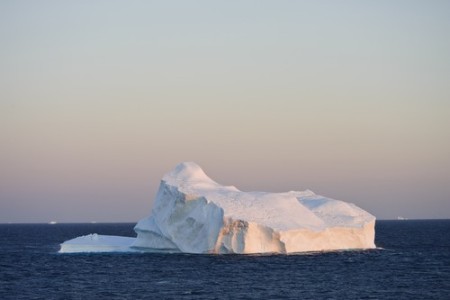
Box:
[163, 161, 215, 183]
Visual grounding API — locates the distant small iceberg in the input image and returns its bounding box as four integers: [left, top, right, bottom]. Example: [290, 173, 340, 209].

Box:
[49, 221, 57, 225]
[397, 216, 408, 220]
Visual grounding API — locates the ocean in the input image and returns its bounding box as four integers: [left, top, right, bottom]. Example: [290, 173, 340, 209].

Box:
[1, 220, 449, 299]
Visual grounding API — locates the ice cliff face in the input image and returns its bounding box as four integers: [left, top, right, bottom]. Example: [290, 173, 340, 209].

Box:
[132, 162, 376, 254]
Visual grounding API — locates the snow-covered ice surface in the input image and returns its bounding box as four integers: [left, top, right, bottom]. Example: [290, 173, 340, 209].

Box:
[60, 162, 376, 254]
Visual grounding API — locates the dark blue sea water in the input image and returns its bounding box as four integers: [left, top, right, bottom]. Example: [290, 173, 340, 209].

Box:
[1, 220, 449, 299]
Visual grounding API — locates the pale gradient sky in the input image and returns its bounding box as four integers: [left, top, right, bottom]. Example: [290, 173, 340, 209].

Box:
[1, 1, 450, 222]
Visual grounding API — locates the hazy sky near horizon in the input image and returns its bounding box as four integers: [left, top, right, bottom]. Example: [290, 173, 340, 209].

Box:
[1, 1, 450, 222]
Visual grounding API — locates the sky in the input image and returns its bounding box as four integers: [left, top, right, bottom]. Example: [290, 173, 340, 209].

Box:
[1, 0, 449, 223]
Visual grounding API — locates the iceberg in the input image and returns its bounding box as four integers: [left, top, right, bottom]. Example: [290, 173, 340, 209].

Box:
[60, 162, 376, 254]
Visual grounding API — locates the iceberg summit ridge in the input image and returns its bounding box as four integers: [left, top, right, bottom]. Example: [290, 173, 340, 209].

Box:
[60, 162, 376, 254]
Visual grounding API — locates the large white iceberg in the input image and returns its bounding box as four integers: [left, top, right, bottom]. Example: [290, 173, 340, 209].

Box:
[60, 162, 376, 254]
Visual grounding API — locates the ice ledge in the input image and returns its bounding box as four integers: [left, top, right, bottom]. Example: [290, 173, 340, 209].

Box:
[59, 234, 136, 253]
